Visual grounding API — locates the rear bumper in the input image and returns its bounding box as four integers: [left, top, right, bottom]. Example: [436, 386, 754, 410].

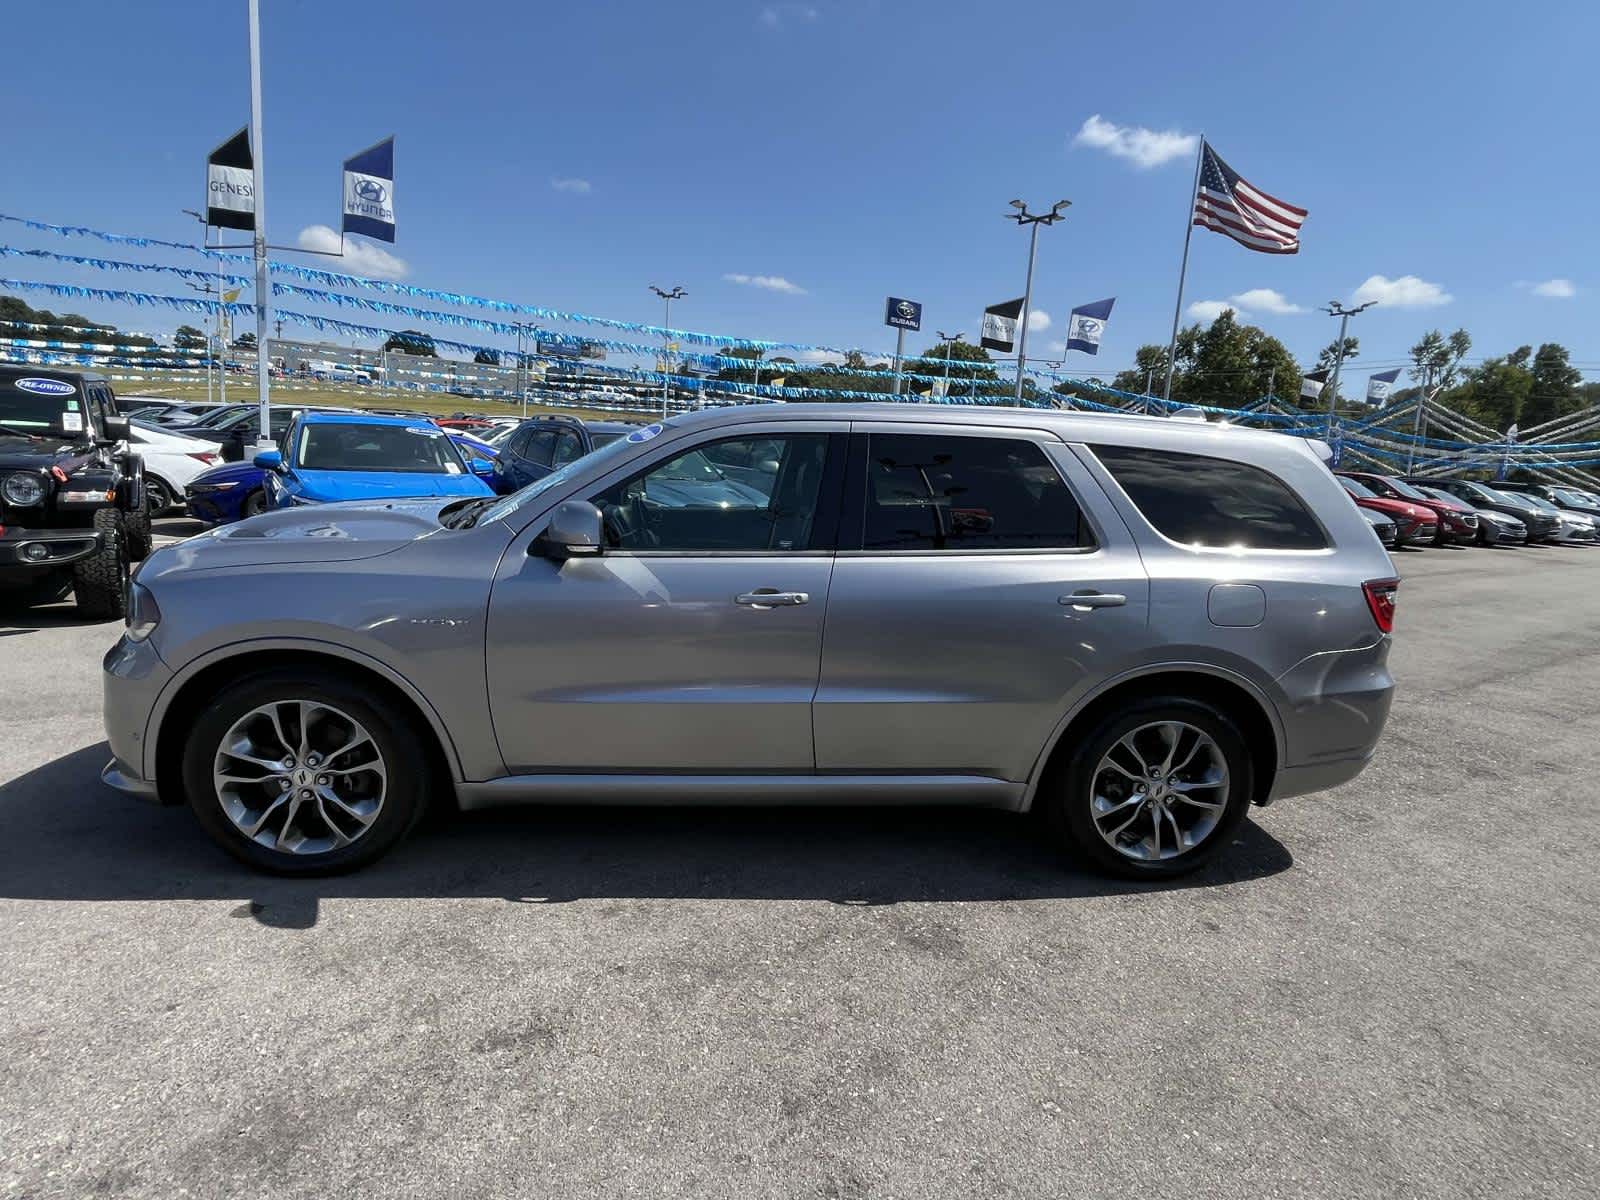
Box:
[1267, 750, 1376, 803]
[1266, 635, 1393, 804]
[0, 525, 104, 570]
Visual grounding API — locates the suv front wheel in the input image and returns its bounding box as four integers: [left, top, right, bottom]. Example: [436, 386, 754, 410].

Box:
[1043, 696, 1254, 879]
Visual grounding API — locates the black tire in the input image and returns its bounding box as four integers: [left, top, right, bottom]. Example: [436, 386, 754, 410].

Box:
[241, 489, 269, 518]
[125, 494, 154, 561]
[1040, 695, 1255, 880]
[71, 508, 130, 619]
[181, 669, 429, 875]
[145, 476, 175, 517]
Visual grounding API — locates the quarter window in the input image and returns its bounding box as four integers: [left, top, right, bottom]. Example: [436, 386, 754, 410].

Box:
[590, 434, 830, 552]
[861, 433, 1092, 551]
[1093, 445, 1327, 550]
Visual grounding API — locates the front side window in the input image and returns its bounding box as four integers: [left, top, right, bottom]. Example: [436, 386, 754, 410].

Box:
[1094, 445, 1328, 551]
[861, 433, 1091, 551]
[295, 422, 465, 474]
[591, 434, 829, 552]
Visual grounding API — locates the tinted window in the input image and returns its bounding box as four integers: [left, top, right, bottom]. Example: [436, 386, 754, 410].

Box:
[296, 423, 465, 473]
[1094, 445, 1327, 550]
[1382, 476, 1431, 501]
[515, 428, 562, 468]
[592, 434, 829, 552]
[1338, 475, 1376, 499]
[861, 434, 1090, 551]
[552, 430, 584, 467]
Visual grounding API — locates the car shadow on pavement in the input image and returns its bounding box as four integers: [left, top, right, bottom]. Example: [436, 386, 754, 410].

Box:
[0, 744, 1293, 928]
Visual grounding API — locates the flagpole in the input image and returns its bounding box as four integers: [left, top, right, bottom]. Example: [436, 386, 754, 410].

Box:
[247, 0, 272, 449]
[1162, 135, 1204, 402]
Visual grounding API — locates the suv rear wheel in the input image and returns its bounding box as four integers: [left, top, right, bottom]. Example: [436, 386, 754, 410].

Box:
[71, 508, 129, 619]
[181, 670, 428, 874]
[1042, 696, 1254, 879]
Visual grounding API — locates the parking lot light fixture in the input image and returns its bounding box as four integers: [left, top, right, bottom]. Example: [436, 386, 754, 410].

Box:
[650, 285, 686, 419]
[1319, 300, 1377, 436]
[1005, 200, 1071, 404]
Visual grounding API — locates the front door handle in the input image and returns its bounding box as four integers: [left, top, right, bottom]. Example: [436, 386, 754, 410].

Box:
[1060, 590, 1126, 610]
[735, 589, 809, 608]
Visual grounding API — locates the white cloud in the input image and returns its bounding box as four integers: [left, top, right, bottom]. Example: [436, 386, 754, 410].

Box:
[760, 4, 817, 28]
[550, 177, 592, 194]
[1186, 300, 1234, 324]
[1229, 287, 1302, 315]
[798, 348, 842, 364]
[723, 272, 807, 295]
[296, 225, 408, 280]
[1351, 274, 1452, 308]
[1046, 339, 1068, 354]
[1027, 309, 1051, 332]
[1529, 278, 1576, 298]
[1072, 114, 1198, 169]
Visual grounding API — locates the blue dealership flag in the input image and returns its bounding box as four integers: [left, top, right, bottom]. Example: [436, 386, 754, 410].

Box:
[1066, 297, 1115, 355]
[342, 137, 396, 243]
[1365, 367, 1401, 405]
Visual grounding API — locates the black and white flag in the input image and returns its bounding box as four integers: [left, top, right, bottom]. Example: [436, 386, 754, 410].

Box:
[343, 137, 396, 243]
[1300, 367, 1330, 402]
[1365, 368, 1401, 405]
[1066, 297, 1115, 355]
[205, 128, 254, 231]
[980, 298, 1024, 353]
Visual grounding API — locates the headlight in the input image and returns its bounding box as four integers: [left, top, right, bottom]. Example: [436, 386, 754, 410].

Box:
[2, 471, 47, 506]
[189, 481, 239, 494]
[125, 581, 162, 642]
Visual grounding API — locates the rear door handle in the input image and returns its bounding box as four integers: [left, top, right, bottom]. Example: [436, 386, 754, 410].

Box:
[1060, 590, 1126, 610]
[735, 589, 809, 608]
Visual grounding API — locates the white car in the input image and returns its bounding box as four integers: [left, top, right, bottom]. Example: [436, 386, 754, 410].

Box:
[127, 420, 225, 513]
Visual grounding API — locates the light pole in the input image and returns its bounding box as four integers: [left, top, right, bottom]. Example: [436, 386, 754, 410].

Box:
[936, 330, 963, 403]
[181, 209, 223, 403]
[245, 0, 272, 451]
[650, 285, 685, 418]
[1005, 198, 1070, 403]
[1319, 300, 1376, 436]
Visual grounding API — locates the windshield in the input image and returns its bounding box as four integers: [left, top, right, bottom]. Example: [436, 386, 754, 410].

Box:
[1337, 475, 1376, 499]
[1417, 486, 1456, 503]
[188, 406, 246, 427]
[0, 380, 85, 433]
[1518, 494, 1559, 512]
[1383, 476, 1431, 501]
[296, 422, 466, 473]
[475, 428, 645, 526]
[1554, 488, 1595, 505]
[589, 430, 626, 449]
[1478, 487, 1521, 505]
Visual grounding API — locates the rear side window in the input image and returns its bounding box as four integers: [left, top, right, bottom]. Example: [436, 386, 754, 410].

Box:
[1092, 445, 1327, 550]
[861, 433, 1092, 551]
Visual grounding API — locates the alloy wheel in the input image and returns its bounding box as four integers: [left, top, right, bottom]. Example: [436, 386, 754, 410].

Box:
[1089, 721, 1230, 862]
[212, 700, 387, 855]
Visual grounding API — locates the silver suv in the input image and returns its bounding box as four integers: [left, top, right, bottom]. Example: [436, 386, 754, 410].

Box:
[103, 404, 1396, 878]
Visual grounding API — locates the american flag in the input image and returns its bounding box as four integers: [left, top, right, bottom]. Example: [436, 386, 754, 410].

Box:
[1193, 141, 1307, 254]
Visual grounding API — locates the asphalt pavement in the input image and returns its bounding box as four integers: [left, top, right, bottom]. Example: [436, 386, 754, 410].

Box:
[2, 533, 1597, 1199]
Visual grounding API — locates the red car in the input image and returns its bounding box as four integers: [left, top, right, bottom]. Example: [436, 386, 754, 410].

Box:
[1335, 474, 1438, 547]
[1338, 471, 1478, 545]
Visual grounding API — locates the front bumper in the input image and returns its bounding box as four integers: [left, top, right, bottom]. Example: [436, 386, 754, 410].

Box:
[0, 525, 105, 570]
[102, 757, 160, 802]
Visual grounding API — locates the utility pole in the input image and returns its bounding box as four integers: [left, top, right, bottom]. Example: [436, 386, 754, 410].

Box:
[1319, 300, 1376, 437]
[1004, 199, 1071, 403]
[650, 285, 685, 419]
[1406, 364, 1434, 473]
[937, 330, 962, 404]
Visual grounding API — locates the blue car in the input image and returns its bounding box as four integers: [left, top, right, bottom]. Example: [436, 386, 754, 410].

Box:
[188, 422, 499, 523]
[258, 412, 496, 508]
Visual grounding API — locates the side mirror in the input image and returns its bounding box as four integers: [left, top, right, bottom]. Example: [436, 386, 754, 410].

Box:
[253, 449, 283, 471]
[101, 415, 130, 443]
[467, 456, 496, 478]
[536, 499, 604, 560]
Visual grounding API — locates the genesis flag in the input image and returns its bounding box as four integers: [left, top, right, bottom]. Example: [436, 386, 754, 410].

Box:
[980, 298, 1024, 353]
[1066, 297, 1115, 355]
[1300, 367, 1329, 401]
[1193, 141, 1307, 255]
[343, 137, 396, 243]
[205, 128, 254, 232]
[1366, 367, 1401, 405]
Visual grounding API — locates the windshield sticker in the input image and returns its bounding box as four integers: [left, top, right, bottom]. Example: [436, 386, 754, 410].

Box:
[65, 399, 80, 411]
[61, 412, 84, 432]
[626, 423, 664, 444]
[14, 377, 76, 396]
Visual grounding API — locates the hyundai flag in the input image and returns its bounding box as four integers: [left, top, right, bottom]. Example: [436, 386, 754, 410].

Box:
[981, 298, 1024, 353]
[1066, 297, 1115, 355]
[205, 128, 254, 232]
[1366, 367, 1401, 405]
[1300, 367, 1329, 402]
[343, 137, 396, 243]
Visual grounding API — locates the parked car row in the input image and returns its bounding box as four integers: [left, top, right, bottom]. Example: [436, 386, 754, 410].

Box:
[1335, 470, 1600, 549]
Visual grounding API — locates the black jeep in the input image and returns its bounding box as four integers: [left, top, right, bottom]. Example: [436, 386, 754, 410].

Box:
[0, 366, 153, 617]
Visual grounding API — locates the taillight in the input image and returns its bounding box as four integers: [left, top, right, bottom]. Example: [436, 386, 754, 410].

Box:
[187, 452, 219, 464]
[1363, 578, 1399, 633]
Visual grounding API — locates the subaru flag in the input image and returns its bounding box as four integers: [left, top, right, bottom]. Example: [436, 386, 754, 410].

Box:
[980, 298, 1024, 353]
[1366, 368, 1401, 405]
[205, 128, 254, 232]
[342, 137, 396, 243]
[1066, 297, 1115, 355]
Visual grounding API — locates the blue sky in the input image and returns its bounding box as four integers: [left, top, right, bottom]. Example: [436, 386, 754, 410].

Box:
[2, 0, 1596, 382]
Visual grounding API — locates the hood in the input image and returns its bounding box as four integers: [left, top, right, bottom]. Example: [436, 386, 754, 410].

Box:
[0, 433, 93, 466]
[1356, 496, 1435, 522]
[144, 497, 461, 573]
[188, 460, 267, 488]
[1358, 508, 1395, 527]
[1476, 508, 1524, 527]
[292, 469, 495, 502]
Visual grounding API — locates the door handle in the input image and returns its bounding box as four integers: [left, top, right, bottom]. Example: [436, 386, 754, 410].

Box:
[1060, 590, 1126, 610]
[735, 589, 809, 608]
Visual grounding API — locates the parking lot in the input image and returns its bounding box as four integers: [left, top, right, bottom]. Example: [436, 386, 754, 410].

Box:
[2, 531, 1597, 1199]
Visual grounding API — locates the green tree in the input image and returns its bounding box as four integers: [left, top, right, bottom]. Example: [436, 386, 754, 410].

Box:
[232, 331, 257, 350]
[1522, 343, 1583, 429]
[1116, 311, 1299, 409]
[1111, 344, 1172, 396]
[1408, 328, 1472, 392]
[173, 324, 207, 350]
[1451, 347, 1532, 431]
